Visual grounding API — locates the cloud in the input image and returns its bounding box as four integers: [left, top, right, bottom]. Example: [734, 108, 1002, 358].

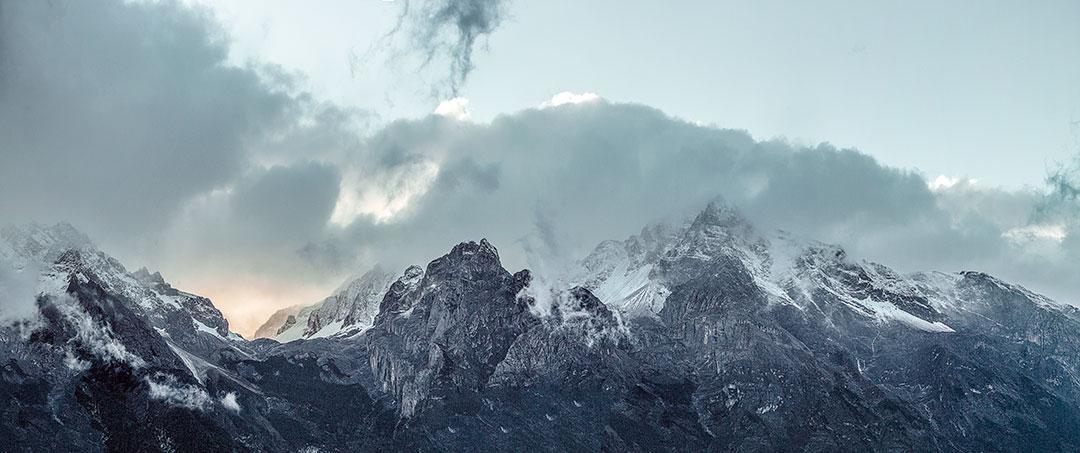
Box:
[4, 0, 1080, 337]
[230, 162, 342, 242]
[54, 294, 147, 368]
[1034, 157, 1080, 225]
[363, 0, 509, 98]
[160, 161, 341, 278]
[1, 1, 280, 239]
[146, 373, 212, 411]
[160, 162, 346, 333]
[433, 97, 471, 121]
[927, 175, 978, 191]
[315, 101, 1080, 308]
[1004, 224, 1067, 244]
[0, 0, 366, 335]
[0, 262, 40, 323]
[219, 392, 241, 413]
[0, 0, 360, 250]
[540, 92, 602, 109]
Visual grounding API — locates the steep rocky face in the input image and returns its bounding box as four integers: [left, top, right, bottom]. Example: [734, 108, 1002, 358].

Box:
[562, 202, 1080, 451]
[576, 201, 953, 334]
[365, 240, 535, 417]
[1, 224, 239, 354]
[1, 248, 276, 451]
[6, 209, 1080, 451]
[651, 251, 934, 450]
[573, 223, 681, 319]
[492, 286, 633, 385]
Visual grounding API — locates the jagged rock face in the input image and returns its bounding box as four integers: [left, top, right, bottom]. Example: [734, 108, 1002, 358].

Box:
[575, 201, 954, 334]
[492, 286, 632, 386]
[558, 202, 1080, 451]
[1, 248, 275, 451]
[6, 209, 1080, 451]
[574, 223, 679, 319]
[1, 224, 237, 354]
[366, 240, 535, 417]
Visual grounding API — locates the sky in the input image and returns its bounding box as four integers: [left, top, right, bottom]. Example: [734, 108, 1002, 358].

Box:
[1, 0, 1079, 336]
[191, 0, 1080, 188]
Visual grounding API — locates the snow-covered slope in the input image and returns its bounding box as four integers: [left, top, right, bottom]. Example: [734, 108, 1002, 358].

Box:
[0, 223, 243, 354]
[7, 207, 1080, 451]
[267, 266, 396, 342]
[0, 223, 281, 450]
[574, 201, 957, 334]
[0, 222, 93, 269]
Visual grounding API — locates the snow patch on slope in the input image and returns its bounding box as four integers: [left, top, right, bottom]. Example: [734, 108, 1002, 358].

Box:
[589, 262, 668, 319]
[856, 297, 955, 332]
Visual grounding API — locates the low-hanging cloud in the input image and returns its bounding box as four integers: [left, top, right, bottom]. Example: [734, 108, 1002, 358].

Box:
[0, 262, 40, 323]
[317, 99, 1080, 308]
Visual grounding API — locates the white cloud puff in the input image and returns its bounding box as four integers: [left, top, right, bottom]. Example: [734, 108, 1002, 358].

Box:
[146, 374, 212, 411]
[433, 97, 471, 121]
[1003, 224, 1067, 244]
[220, 392, 242, 413]
[540, 92, 602, 109]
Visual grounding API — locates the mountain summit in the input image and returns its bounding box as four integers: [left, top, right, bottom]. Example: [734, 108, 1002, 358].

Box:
[4, 208, 1080, 451]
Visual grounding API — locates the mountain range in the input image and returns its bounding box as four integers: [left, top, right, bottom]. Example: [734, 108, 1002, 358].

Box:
[2, 202, 1079, 452]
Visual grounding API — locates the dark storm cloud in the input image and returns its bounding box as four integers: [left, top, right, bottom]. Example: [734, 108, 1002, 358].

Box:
[164, 161, 341, 271]
[2, 1, 276, 233]
[231, 162, 341, 241]
[0, 0, 357, 261]
[0, 0, 366, 333]
[1034, 158, 1080, 224]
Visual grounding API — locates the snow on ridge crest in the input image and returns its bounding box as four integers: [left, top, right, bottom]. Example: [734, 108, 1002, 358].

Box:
[573, 203, 955, 333]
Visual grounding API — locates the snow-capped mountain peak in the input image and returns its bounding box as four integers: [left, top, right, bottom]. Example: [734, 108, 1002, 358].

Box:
[0, 222, 94, 269]
[1, 222, 242, 353]
[7, 208, 1080, 451]
[574, 203, 958, 335]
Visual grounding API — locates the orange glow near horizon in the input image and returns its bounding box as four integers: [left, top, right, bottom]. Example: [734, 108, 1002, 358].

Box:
[188, 278, 336, 339]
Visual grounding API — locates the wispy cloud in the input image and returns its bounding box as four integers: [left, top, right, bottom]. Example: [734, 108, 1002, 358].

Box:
[358, 0, 510, 99]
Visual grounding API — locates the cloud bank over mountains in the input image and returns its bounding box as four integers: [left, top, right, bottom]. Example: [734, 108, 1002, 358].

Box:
[1, 0, 1076, 334]
[317, 100, 1080, 307]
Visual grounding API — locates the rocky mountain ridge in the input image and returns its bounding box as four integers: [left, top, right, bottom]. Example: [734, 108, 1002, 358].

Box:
[255, 266, 396, 342]
[3, 205, 1080, 451]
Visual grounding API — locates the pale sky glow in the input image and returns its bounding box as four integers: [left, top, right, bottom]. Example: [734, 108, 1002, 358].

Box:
[330, 160, 442, 226]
